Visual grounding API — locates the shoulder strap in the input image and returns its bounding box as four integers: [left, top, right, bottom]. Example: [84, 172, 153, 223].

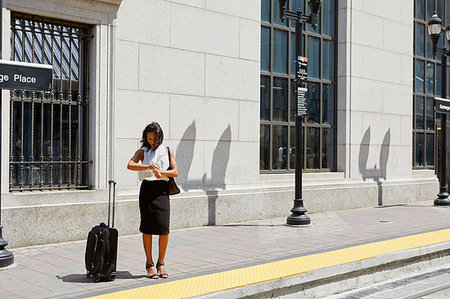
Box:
[167, 146, 172, 170]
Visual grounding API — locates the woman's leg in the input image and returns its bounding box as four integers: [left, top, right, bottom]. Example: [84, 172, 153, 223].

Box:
[157, 234, 169, 277]
[143, 234, 158, 277]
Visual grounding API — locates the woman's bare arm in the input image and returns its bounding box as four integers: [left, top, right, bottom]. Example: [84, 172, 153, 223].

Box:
[127, 149, 148, 171]
[160, 148, 178, 178]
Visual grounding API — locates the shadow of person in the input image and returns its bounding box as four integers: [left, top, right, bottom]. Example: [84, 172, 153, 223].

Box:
[358, 127, 391, 206]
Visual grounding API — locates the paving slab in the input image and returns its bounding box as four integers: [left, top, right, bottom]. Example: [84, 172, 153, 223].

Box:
[1, 200, 450, 298]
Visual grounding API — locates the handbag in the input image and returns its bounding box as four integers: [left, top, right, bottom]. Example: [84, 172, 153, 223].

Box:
[167, 147, 180, 195]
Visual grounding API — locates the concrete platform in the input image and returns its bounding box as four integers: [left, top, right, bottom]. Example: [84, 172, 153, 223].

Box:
[1, 200, 450, 298]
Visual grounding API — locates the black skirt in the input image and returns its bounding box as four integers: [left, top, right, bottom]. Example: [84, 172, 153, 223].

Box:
[139, 180, 170, 235]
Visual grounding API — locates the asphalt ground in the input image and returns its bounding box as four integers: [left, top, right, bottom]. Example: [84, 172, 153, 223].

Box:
[1, 200, 450, 298]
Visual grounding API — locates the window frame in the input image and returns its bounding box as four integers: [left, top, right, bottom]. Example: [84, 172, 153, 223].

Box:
[260, 0, 337, 173]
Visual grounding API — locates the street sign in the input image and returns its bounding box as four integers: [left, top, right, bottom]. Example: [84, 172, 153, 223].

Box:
[435, 97, 450, 114]
[0, 60, 52, 91]
[296, 56, 308, 116]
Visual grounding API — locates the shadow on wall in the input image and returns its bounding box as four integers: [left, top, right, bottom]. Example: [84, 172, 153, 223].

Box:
[175, 121, 232, 225]
[358, 127, 391, 206]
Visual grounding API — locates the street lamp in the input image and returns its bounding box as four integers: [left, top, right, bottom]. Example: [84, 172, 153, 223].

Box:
[427, 12, 450, 205]
[277, 0, 321, 225]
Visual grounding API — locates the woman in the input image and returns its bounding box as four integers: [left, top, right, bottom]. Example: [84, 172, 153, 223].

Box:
[127, 122, 178, 279]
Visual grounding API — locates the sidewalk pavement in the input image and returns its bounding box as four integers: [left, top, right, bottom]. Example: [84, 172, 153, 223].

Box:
[1, 200, 450, 298]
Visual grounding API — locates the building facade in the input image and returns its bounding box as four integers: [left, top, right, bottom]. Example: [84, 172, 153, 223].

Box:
[0, 0, 446, 248]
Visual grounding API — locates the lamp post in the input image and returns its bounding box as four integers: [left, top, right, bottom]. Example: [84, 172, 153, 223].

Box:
[277, 0, 321, 225]
[427, 12, 450, 206]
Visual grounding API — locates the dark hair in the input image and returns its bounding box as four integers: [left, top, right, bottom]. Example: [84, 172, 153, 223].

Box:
[141, 122, 164, 150]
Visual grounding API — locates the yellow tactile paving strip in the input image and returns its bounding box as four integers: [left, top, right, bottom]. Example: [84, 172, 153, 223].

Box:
[89, 228, 450, 299]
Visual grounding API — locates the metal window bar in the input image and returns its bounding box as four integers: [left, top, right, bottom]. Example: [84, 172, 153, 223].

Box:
[9, 13, 92, 191]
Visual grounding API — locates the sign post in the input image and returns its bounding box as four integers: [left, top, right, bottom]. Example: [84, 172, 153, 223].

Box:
[435, 96, 450, 205]
[0, 60, 52, 267]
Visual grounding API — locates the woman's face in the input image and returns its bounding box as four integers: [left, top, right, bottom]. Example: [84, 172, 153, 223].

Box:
[147, 132, 158, 149]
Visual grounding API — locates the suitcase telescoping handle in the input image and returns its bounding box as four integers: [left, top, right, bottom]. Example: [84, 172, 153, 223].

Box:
[108, 180, 117, 228]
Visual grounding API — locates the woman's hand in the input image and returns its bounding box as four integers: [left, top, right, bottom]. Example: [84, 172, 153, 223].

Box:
[149, 163, 161, 178]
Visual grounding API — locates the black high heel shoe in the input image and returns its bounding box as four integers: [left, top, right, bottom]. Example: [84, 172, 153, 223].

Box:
[156, 261, 168, 279]
[146, 262, 159, 279]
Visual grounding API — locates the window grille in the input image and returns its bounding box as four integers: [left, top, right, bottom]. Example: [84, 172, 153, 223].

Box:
[9, 13, 92, 191]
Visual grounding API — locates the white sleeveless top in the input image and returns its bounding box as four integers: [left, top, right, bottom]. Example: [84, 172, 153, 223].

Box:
[138, 145, 170, 181]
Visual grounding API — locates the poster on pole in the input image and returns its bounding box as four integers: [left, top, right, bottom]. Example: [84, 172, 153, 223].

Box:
[0, 60, 52, 91]
[435, 97, 450, 114]
[296, 56, 308, 116]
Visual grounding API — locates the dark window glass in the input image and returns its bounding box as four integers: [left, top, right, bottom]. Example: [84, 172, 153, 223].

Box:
[416, 60, 425, 93]
[290, 126, 296, 169]
[427, 0, 435, 20]
[260, 0, 336, 172]
[416, 23, 425, 57]
[307, 36, 320, 78]
[417, 0, 425, 19]
[416, 96, 424, 129]
[273, 0, 287, 27]
[261, 27, 270, 72]
[323, 128, 334, 169]
[272, 126, 288, 169]
[416, 133, 425, 166]
[290, 0, 304, 11]
[290, 33, 295, 76]
[289, 0, 305, 28]
[448, 66, 450, 98]
[323, 0, 335, 37]
[260, 75, 270, 120]
[290, 80, 296, 122]
[306, 127, 320, 169]
[437, 0, 445, 22]
[262, 0, 271, 23]
[448, 0, 450, 24]
[273, 29, 288, 74]
[260, 125, 270, 170]
[426, 34, 434, 59]
[426, 62, 434, 94]
[323, 40, 334, 80]
[426, 134, 434, 166]
[426, 97, 434, 130]
[306, 82, 320, 123]
[323, 83, 335, 124]
[273, 77, 288, 121]
[436, 64, 441, 97]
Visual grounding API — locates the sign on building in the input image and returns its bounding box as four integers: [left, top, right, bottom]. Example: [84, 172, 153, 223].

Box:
[0, 60, 52, 91]
[435, 97, 450, 114]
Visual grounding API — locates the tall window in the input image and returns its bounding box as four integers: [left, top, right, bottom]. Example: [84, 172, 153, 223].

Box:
[413, 0, 449, 168]
[10, 13, 91, 191]
[260, 0, 337, 172]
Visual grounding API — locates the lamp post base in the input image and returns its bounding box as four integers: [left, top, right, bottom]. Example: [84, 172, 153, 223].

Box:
[0, 228, 13, 267]
[0, 248, 13, 268]
[434, 192, 450, 206]
[286, 198, 311, 226]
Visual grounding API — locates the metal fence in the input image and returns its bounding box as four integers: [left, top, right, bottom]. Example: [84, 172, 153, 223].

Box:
[9, 13, 92, 191]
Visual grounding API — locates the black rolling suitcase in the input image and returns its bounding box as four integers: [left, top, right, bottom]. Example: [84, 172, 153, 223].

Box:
[85, 180, 118, 282]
